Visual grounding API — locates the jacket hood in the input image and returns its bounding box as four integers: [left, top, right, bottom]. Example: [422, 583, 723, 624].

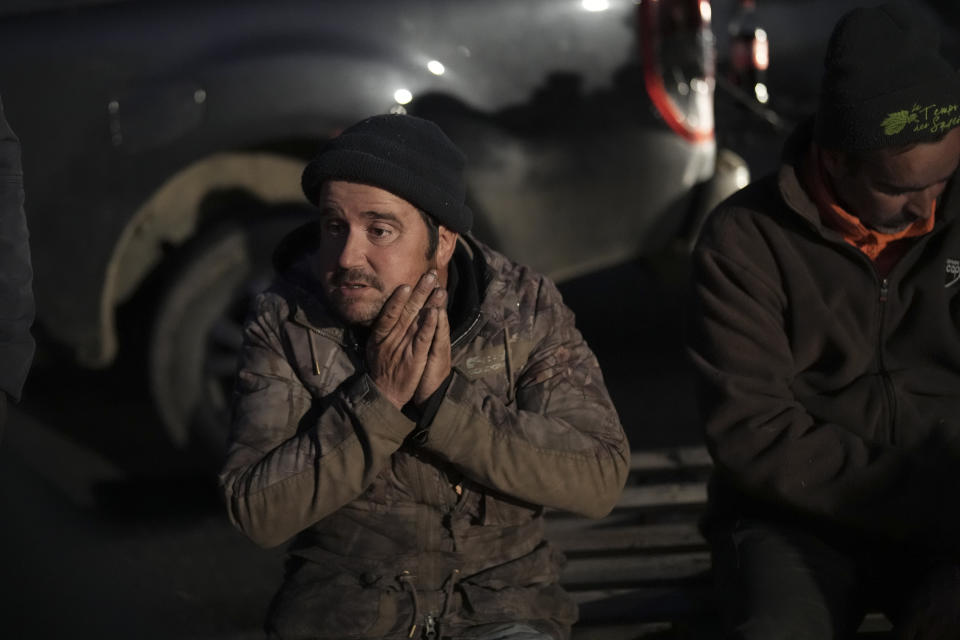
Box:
[777, 118, 825, 231]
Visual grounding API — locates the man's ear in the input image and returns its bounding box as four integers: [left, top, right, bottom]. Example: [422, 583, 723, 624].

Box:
[818, 144, 834, 165]
[819, 147, 848, 182]
[436, 226, 459, 271]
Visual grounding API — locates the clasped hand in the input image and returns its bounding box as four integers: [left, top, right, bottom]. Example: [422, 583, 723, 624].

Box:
[366, 271, 451, 410]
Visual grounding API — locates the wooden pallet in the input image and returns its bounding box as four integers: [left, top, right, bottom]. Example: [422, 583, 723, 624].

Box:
[547, 446, 894, 639]
[547, 446, 714, 638]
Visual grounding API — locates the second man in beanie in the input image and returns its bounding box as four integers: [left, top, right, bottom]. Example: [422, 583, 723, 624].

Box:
[219, 113, 629, 640]
[688, 3, 960, 637]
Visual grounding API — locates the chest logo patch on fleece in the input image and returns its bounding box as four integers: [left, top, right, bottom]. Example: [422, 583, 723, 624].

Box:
[946, 258, 960, 288]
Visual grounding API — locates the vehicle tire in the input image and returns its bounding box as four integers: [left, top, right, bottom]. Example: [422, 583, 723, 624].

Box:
[148, 209, 313, 460]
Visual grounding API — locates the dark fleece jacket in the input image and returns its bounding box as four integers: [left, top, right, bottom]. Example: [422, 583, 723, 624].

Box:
[688, 121, 960, 555]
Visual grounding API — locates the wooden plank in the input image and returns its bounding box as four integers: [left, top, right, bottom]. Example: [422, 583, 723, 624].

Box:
[574, 584, 715, 623]
[571, 621, 675, 640]
[551, 523, 706, 553]
[629, 446, 712, 472]
[560, 551, 711, 588]
[545, 511, 639, 537]
[546, 481, 707, 529]
[545, 481, 708, 537]
[571, 584, 712, 607]
[546, 447, 716, 634]
[615, 482, 707, 509]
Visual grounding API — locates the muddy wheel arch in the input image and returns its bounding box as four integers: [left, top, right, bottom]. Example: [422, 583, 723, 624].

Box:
[98, 151, 307, 368]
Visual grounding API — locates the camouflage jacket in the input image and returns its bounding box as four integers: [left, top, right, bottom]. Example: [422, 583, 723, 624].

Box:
[219, 235, 629, 640]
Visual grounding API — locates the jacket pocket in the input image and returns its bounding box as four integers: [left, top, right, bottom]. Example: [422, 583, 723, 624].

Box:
[267, 559, 404, 639]
[458, 582, 577, 629]
[444, 544, 575, 633]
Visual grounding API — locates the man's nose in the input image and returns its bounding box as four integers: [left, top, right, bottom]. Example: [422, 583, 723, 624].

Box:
[336, 229, 366, 268]
[907, 187, 939, 220]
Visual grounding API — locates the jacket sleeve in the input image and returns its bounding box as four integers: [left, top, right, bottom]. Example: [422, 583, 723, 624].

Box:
[420, 276, 629, 519]
[219, 293, 414, 548]
[687, 210, 960, 550]
[0, 94, 35, 402]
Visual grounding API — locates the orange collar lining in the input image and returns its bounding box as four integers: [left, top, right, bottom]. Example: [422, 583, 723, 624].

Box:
[802, 145, 935, 261]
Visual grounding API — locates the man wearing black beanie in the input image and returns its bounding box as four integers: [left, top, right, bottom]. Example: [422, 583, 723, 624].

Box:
[688, 3, 960, 638]
[219, 113, 628, 640]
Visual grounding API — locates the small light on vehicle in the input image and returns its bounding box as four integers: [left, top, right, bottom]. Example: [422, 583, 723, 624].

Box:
[394, 89, 413, 105]
[427, 60, 446, 76]
[753, 82, 769, 104]
[752, 28, 770, 70]
[194, 89, 207, 104]
[733, 167, 750, 189]
[691, 78, 710, 94]
[699, 1, 712, 23]
[735, 164, 751, 190]
[582, 0, 609, 12]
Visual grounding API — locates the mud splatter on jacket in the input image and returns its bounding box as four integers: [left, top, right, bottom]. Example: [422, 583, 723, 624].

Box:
[688, 122, 960, 554]
[220, 234, 628, 639]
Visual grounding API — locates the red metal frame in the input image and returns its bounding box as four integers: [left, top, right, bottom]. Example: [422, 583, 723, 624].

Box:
[639, 0, 715, 143]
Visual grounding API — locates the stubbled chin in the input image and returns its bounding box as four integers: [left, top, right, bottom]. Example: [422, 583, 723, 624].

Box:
[327, 292, 382, 327]
[339, 309, 377, 327]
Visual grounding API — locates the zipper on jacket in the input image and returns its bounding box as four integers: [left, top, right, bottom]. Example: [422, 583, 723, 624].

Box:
[503, 326, 515, 404]
[306, 325, 363, 374]
[876, 277, 897, 444]
[842, 243, 899, 446]
[451, 311, 483, 350]
[424, 614, 437, 639]
[799, 196, 940, 447]
[307, 330, 322, 375]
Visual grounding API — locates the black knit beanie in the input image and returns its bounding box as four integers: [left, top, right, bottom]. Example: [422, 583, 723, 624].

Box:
[814, 2, 960, 151]
[301, 114, 473, 234]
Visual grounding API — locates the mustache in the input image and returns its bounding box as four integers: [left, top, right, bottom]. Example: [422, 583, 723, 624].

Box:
[330, 268, 384, 291]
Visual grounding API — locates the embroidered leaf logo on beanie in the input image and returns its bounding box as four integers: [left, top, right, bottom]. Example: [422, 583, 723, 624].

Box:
[881, 110, 918, 135]
[880, 103, 960, 137]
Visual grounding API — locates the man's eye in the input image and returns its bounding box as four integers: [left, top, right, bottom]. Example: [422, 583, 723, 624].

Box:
[323, 219, 346, 235]
[369, 226, 395, 241]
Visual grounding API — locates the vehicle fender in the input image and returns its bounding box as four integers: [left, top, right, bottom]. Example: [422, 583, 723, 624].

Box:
[97, 151, 307, 368]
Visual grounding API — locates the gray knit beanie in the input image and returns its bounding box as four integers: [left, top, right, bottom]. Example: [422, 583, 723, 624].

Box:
[301, 114, 473, 234]
[814, 2, 960, 151]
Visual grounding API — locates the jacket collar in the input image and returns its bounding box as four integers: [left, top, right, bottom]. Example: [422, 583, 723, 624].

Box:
[777, 118, 825, 231]
[803, 144, 935, 261]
